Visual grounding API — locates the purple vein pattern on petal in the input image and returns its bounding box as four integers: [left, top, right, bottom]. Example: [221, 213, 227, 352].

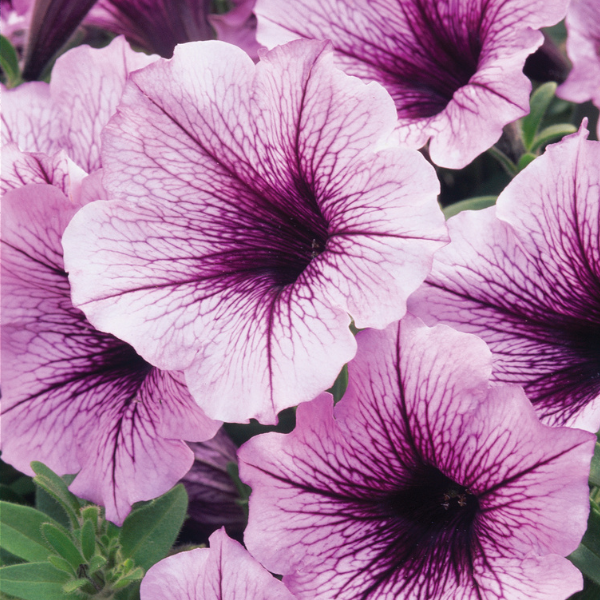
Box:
[410, 128, 600, 431]
[62, 39, 446, 424]
[255, 0, 568, 168]
[240, 316, 593, 600]
[1, 36, 157, 173]
[557, 0, 600, 136]
[1, 177, 220, 525]
[140, 528, 296, 600]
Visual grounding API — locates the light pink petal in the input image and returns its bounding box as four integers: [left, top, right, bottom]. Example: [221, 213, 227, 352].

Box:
[1, 82, 61, 154]
[50, 35, 159, 172]
[63, 40, 445, 423]
[140, 528, 296, 600]
[557, 0, 600, 110]
[209, 0, 262, 60]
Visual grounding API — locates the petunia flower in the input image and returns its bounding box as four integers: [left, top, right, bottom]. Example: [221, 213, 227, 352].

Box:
[1, 156, 221, 524]
[140, 528, 296, 600]
[62, 39, 447, 424]
[0, 0, 32, 55]
[239, 316, 594, 600]
[1, 35, 157, 172]
[85, 0, 260, 59]
[409, 127, 600, 431]
[254, 0, 568, 169]
[181, 429, 246, 537]
[556, 0, 600, 138]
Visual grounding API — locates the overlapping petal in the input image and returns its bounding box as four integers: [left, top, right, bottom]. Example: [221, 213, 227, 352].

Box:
[1, 36, 158, 172]
[140, 528, 295, 599]
[410, 127, 600, 431]
[255, 0, 568, 168]
[1, 169, 220, 524]
[63, 39, 447, 423]
[240, 317, 593, 600]
[557, 0, 600, 137]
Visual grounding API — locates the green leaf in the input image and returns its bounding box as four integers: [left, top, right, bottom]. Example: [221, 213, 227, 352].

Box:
[443, 196, 497, 219]
[113, 567, 144, 590]
[115, 581, 141, 600]
[0, 547, 24, 567]
[530, 123, 578, 153]
[580, 507, 600, 558]
[36, 482, 72, 529]
[47, 555, 75, 576]
[31, 463, 80, 528]
[569, 544, 600, 586]
[589, 442, 600, 488]
[327, 364, 348, 403]
[119, 485, 188, 571]
[0, 35, 21, 88]
[80, 519, 96, 561]
[41, 524, 85, 569]
[487, 146, 518, 177]
[62, 579, 88, 593]
[0, 563, 70, 600]
[521, 82, 557, 150]
[88, 554, 107, 574]
[517, 152, 536, 172]
[0, 502, 59, 562]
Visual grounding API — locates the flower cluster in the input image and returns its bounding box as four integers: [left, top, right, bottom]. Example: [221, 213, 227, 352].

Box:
[1, 0, 599, 599]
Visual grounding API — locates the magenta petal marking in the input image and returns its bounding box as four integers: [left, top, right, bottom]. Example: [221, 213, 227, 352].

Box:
[140, 528, 296, 599]
[1, 182, 220, 524]
[240, 317, 593, 600]
[410, 128, 600, 431]
[255, 0, 568, 168]
[62, 39, 446, 423]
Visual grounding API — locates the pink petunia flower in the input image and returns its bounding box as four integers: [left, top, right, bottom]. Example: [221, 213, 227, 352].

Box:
[410, 127, 600, 431]
[255, 0, 568, 168]
[62, 39, 447, 424]
[240, 316, 594, 599]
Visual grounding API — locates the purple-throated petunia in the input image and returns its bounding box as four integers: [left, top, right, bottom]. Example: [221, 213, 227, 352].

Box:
[254, 0, 569, 169]
[140, 528, 295, 599]
[409, 127, 600, 431]
[239, 316, 594, 600]
[62, 39, 447, 424]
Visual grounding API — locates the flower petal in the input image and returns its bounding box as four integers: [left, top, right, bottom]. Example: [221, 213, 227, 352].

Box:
[140, 528, 296, 600]
[1, 182, 220, 524]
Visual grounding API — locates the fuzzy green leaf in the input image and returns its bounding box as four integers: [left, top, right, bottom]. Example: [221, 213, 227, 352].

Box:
[80, 520, 96, 561]
[0, 502, 58, 562]
[31, 463, 80, 528]
[119, 485, 188, 570]
[530, 124, 578, 153]
[0, 35, 21, 88]
[0, 562, 70, 600]
[443, 196, 497, 219]
[41, 523, 85, 569]
[521, 82, 556, 150]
